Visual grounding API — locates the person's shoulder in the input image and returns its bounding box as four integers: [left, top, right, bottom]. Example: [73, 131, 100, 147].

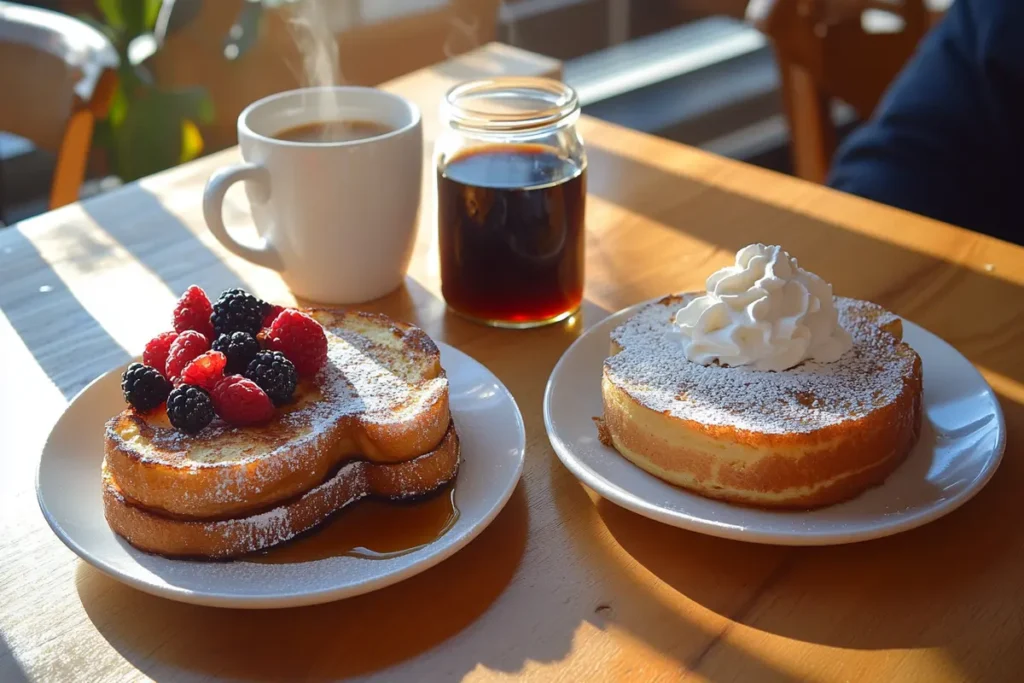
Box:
[955, 0, 1024, 58]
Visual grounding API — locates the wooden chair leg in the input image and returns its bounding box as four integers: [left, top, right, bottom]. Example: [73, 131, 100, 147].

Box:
[48, 110, 94, 210]
[779, 63, 835, 183]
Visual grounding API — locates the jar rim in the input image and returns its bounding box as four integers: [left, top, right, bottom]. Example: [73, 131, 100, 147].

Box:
[443, 77, 579, 133]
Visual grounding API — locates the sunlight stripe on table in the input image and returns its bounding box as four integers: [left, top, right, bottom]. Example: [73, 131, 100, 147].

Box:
[17, 210, 178, 356]
[0, 308, 65, 495]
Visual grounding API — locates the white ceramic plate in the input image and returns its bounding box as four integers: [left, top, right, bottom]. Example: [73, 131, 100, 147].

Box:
[544, 299, 1005, 545]
[38, 343, 524, 608]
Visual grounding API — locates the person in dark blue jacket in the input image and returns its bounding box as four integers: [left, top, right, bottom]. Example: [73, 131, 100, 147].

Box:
[828, 0, 1023, 245]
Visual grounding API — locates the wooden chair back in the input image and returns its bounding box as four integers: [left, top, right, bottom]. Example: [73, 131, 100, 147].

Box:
[0, 1, 117, 210]
[749, 0, 932, 182]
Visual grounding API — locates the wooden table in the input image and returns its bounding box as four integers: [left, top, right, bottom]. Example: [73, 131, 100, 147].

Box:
[2, 49, 1023, 683]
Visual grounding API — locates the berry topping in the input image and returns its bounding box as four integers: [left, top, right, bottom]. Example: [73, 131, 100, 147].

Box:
[262, 304, 286, 329]
[211, 331, 260, 375]
[142, 332, 178, 375]
[211, 288, 267, 337]
[121, 362, 171, 412]
[211, 375, 275, 425]
[172, 285, 214, 339]
[180, 350, 227, 390]
[165, 330, 210, 383]
[265, 310, 328, 377]
[245, 350, 298, 405]
[166, 384, 215, 434]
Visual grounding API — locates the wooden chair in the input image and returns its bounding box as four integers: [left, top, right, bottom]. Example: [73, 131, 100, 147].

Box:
[0, 1, 117, 210]
[749, 0, 933, 183]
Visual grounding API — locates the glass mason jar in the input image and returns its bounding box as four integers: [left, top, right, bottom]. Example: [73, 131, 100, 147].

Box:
[435, 78, 587, 328]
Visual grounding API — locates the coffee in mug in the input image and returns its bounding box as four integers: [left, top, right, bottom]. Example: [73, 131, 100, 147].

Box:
[273, 119, 394, 143]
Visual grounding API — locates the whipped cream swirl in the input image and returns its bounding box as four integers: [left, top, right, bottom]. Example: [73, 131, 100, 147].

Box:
[672, 244, 852, 371]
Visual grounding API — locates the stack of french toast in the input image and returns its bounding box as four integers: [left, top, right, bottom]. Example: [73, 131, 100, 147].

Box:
[103, 287, 459, 559]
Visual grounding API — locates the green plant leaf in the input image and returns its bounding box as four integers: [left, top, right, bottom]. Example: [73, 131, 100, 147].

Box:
[114, 90, 187, 181]
[180, 120, 204, 163]
[96, 0, 124, 30]
[120, 0, 147, 37]
[163, 87, 215, 124]
[92, 118, 115, 153]
[106, 84, 129, 128]
[144, 0, 163, 29]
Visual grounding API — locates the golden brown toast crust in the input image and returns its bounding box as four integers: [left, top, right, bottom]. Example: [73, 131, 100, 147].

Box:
[103, 423, 461, 558]
[600, 295, 923, 508]
[104, 310, 450, 518]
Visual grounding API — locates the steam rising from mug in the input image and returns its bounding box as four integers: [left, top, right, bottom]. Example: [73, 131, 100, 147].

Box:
[286, 0, 340, 87]
[284, 0, 501, 84]
[285, 0, 342, 125]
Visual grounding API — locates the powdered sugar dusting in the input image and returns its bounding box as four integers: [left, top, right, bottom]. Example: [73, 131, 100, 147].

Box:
[606, 296, 916, 434]
[209, 462, 368, 554]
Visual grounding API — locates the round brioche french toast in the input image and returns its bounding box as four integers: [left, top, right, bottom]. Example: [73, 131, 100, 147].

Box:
[104, 309, 451, 520]
[103, 423, 460, 558]
[597, 294, 923, 508]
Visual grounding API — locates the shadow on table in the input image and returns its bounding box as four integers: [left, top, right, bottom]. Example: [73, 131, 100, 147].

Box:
[0, 634, 30, 683]
[0, 227, 130, 398]
[584, 144, 1024, 389]
[546, 455, 809, 681]
[78, 484, 532, 682]
[0, 185, 258, 399]
[584, 390, 1024, 680]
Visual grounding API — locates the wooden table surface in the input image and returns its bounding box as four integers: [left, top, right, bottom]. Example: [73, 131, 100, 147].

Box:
[2, 48, 1023, 683]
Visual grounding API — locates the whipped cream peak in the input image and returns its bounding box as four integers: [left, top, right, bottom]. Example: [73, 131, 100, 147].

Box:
[672, 244, 852, 371]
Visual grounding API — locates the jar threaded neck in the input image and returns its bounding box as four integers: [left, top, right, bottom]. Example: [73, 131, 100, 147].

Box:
[443, 77, 580, 134]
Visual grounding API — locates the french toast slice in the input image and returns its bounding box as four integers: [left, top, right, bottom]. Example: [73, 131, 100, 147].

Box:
[103, 423, 461, 558]
[597, 295, 923, 508]
[104, 309, 450, 519]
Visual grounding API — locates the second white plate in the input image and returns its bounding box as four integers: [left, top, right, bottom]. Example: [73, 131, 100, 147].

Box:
[38, 343, 525, 608]
[544, 299, 1005, 545]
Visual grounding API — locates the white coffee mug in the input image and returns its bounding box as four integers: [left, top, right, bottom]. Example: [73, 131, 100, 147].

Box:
[203, 87, 423, 303]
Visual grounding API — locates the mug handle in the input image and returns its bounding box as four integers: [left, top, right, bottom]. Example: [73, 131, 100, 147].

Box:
[203, 162, 284, 271]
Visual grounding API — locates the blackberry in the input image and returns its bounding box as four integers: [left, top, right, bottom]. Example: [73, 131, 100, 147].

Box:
[245, 350, 298, 405]
[121, 363, 171, 412]
[211, 288, 267, 337]
[166, 384, 215, 434]
[212, 331, 260, 374]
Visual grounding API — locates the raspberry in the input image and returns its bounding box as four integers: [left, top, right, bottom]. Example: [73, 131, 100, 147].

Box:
[180, 351, 227, 390]
[265, 310, 328, 377]
[211, 288, 266, 337]
[121, 363, 171, 412]
[211, 375, 275, 425]
[165, 330, 210, 383]
[142, 331, 178, 375]
[245, 350, 298, 405]
[166, 384, 215, 434]
[211, 331, 260, 374]
[173, 285, 214, 339]
[262, 304, 286, 329]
